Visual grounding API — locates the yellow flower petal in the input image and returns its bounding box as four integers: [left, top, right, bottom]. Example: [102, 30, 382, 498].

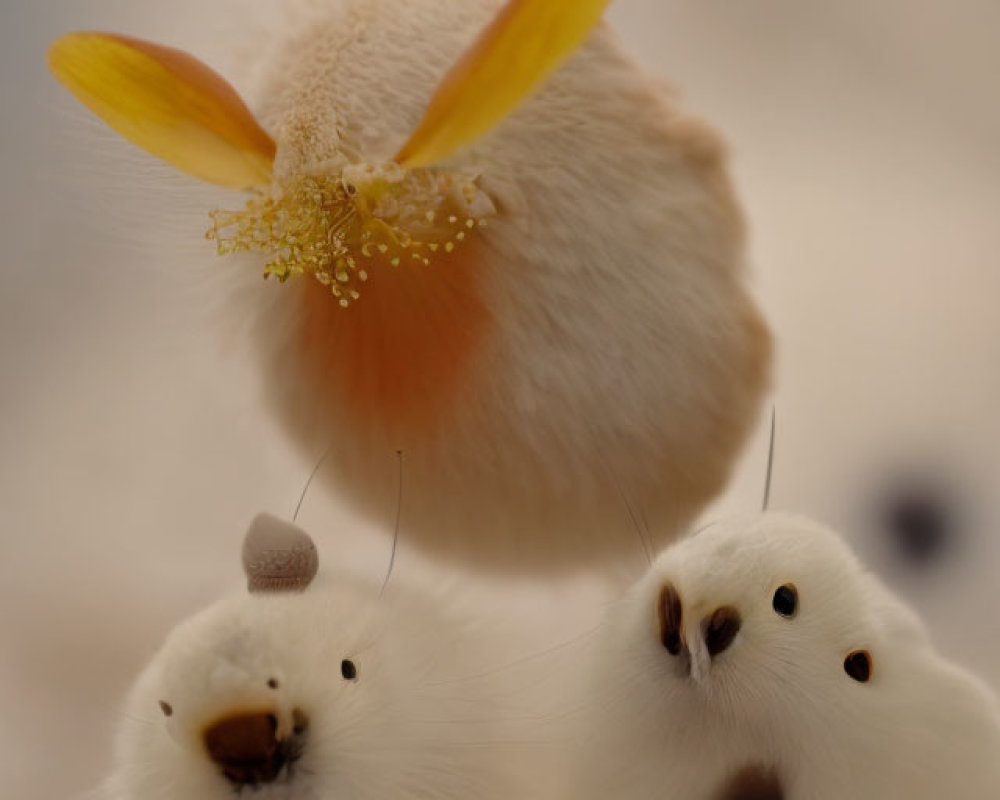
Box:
[395, 0, 610, 168]
[48, 32, 275, 190]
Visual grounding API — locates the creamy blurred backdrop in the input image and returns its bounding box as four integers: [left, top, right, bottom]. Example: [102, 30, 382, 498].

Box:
[2, 1, 998, 798]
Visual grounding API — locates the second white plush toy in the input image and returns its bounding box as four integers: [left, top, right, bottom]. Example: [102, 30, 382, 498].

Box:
[560, 513, 1000, 799]
[93, 514, 540, 800]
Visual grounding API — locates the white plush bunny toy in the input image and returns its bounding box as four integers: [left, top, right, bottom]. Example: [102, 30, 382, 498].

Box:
[565, 513, 1000, 799]
[95, 514, 534, 800]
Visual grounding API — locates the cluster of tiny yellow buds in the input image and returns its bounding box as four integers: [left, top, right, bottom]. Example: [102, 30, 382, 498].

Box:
[207, 162, 496, 308]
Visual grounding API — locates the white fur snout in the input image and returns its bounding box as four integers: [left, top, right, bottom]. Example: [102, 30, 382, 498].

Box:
[685, 627, 713, 685]
[98, 566, 536, 800]
[108, 596, 321, 799]
[656, 579, 744, 686]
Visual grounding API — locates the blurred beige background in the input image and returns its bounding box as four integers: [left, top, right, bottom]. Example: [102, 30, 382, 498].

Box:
[2, 1, 998, 798]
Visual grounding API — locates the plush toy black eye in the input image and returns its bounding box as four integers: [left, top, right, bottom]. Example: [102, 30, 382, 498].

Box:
[844, 650, 873, 683]
[158, 700, 173, 717]
[772, 584, 798, 618]
[267, 678, 279, 689]
[341, 659, 358, 681]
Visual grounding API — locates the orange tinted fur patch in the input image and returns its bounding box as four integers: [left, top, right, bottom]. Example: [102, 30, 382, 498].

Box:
[297, 242, 491, 433]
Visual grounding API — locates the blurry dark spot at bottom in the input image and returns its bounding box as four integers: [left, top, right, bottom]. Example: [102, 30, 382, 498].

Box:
[715, 764, 783, 800]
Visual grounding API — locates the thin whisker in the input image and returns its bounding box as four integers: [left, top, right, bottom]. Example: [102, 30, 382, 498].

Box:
[380, 449, 404, 597]
[597, 447, 653, 567]
[762, 405, 776, 512]
[294, 443, 333, 522]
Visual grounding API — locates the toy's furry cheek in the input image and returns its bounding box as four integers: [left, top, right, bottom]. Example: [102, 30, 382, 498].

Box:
[295, 238, 492, 432]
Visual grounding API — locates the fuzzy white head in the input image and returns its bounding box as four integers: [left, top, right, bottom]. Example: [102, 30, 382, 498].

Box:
[96, 514, 532, 800]
[49, 0, 770, 574]
[570, 513, 1000, 799]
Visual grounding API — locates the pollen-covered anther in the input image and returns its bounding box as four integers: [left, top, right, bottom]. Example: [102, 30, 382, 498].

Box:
[207, 162, 495, 307]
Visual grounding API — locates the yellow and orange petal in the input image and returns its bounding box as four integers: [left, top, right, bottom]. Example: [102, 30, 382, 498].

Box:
[396, 0, 611, 168]
[48, 32, 275, 189]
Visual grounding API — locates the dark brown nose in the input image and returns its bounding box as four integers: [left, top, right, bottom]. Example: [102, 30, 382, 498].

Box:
[703, 606, 742, 658]
[203, 712, 288, 786]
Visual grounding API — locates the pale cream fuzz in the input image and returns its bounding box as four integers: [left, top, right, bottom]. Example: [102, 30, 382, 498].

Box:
[229, 0, 771, 574]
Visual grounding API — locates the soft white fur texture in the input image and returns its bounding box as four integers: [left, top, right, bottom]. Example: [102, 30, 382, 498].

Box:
[94, 521, 539, 800]
[561, 514, 1000, 798]
[230, 0, 771, 574]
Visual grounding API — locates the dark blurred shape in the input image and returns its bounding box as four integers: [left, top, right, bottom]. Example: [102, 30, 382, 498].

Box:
[880, 479, 958, 566]
[714, 763, 783, 800]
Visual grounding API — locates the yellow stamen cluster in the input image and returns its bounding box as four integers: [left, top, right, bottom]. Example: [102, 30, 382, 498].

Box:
[207, 163, 495, 308]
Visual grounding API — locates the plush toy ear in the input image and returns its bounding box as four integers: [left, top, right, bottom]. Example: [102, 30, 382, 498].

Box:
[395, 0, 610, 167]
[47, 32, 275, 189]
[242, 514, 319, 593]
